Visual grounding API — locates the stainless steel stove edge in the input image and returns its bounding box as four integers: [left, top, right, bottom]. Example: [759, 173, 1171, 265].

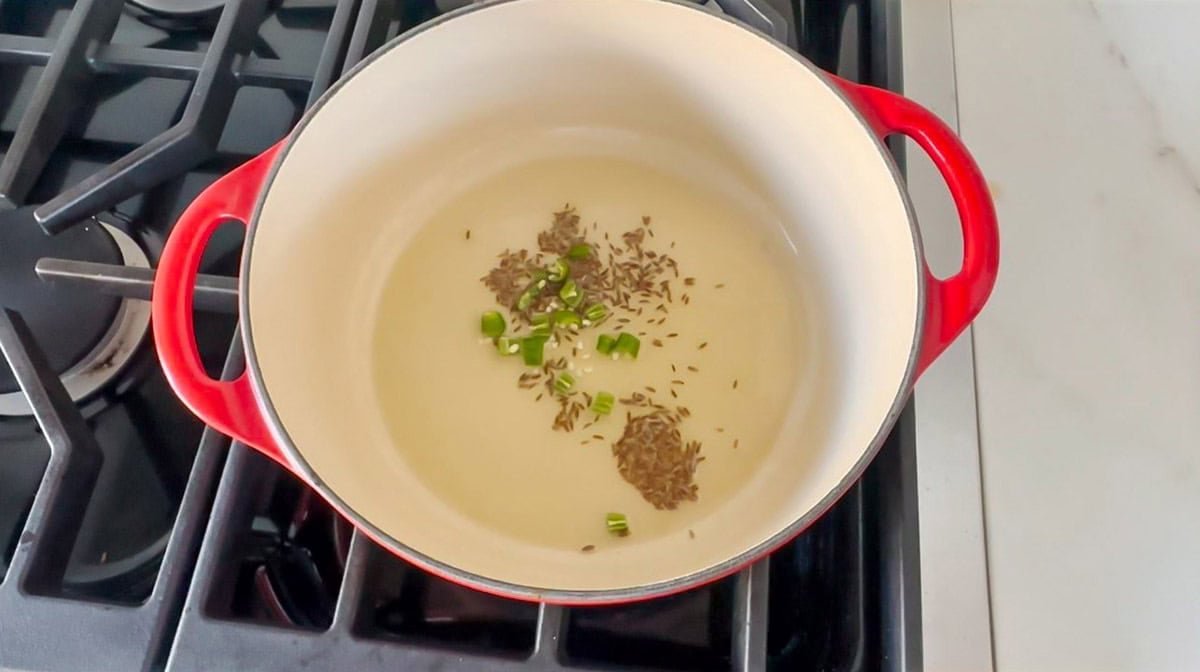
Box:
[892, 0, 996, 670]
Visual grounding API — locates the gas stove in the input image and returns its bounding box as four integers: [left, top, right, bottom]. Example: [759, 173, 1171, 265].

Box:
[0, 1, 919, 670]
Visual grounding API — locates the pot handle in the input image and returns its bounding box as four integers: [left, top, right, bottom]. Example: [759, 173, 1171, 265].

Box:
[830, 76, 999, 376]
[152, 142, 286, 463]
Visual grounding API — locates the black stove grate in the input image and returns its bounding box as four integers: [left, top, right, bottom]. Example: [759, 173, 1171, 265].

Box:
[0, 2, 919, 671]
[0, 2, 356, 670]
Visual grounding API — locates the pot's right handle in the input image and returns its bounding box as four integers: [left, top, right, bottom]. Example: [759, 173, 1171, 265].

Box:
[831, 76, 999, 377]
[152, 142, 286, 463]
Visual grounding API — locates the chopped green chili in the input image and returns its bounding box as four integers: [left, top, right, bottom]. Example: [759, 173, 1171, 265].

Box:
[590, 391, 615, 415]
[495, 336, 520, 356]
[530, 313, 552, 336]
[583, 303, 608, 322]
[559, 279, 582, 308]
[596, 333, 618, 355]
[567, 243, 592, 259]
[480, 311, 506, 338]
[521, 336, 547, 366]
[615, 333, 641, 359]
[554, 372, 576, 395]
[548, 258, 570, 282]
[606, 513, 629, 536]
[553, 310, 582, 329]
[517, 285, 540, 311]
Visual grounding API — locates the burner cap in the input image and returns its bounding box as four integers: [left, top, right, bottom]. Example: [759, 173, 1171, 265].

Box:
[0, 220, 124, 395]
[126, 0, 227, 19]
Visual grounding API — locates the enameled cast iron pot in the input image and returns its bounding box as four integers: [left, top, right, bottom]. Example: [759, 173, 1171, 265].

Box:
[151, 0, 998, 604]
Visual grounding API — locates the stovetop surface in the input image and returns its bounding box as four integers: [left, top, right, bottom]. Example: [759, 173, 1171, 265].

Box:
[0, 1, 919, 670]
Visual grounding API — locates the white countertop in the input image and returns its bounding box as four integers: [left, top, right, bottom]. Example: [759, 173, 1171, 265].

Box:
[904, 1, 1200, 670]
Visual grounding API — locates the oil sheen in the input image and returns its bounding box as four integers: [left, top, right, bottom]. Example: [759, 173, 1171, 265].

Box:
[372, 153, 807, 552]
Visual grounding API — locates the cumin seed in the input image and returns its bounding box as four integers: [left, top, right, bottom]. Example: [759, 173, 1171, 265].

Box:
[612, 411, 700, 509]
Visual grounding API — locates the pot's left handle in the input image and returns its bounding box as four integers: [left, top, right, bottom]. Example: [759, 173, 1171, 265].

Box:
[152, 142, 286, 463]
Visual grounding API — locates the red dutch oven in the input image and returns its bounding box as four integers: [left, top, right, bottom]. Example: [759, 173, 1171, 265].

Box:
[151, 0, 998, 604]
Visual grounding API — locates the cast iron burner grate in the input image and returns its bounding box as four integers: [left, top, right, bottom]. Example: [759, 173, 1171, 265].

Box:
[127, 0, 230, 20]
[0, 2, 919, 671]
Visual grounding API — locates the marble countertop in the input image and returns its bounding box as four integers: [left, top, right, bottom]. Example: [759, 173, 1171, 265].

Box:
[904, 1, 1200, 670]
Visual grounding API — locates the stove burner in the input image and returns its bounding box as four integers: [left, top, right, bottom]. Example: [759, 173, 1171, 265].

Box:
[0, 221, 151, 416]
[229, 479, 353, 628]
[0, 220, 120, 393]
[126, 0, 228, 19]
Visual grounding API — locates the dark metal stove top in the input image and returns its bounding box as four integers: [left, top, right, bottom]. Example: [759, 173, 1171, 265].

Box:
[0, 1, 920, 670]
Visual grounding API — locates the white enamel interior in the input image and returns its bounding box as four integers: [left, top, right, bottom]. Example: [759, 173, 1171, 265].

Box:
[246, 0, 919, 595]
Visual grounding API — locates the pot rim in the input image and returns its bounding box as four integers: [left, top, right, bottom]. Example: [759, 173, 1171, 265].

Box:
[238, 0, 926, 604]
